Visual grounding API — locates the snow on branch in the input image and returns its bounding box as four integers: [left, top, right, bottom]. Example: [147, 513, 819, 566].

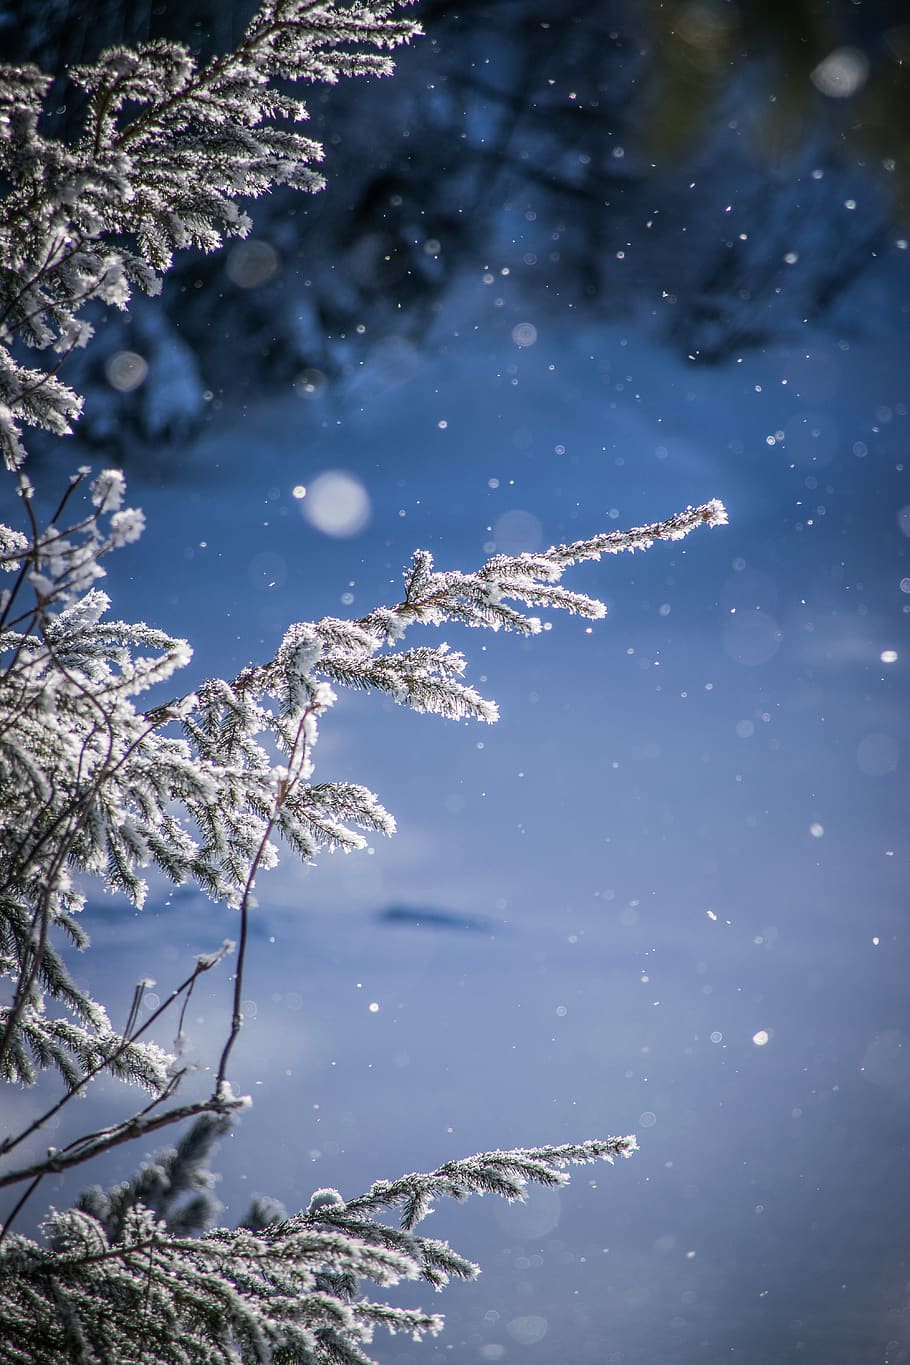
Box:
[0, 1129, 635, 1362]
[0, 0, 420, 469]
[326, 1137, 640, 1233]
[0, 473, 724, 1118]
[0, 474, 721, 1357]
[361, 499, 728, 642]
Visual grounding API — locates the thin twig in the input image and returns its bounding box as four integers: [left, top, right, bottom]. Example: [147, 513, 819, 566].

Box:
[0, 1094, 244, 1193]
[214, 700, 317, 1092]
[0, 947, 232, 1167]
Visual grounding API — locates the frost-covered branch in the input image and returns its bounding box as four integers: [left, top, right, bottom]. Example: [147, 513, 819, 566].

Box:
[0, 1130, 636, 1363]
[0, 0, 419, 469]
[213, 694, 329, 1099]
[0, 1091, 250, 1197]
[317, 1136, 639, 1234]
[0, 941, 234, 1171]
[0, 478, 721, 1358]
[362, 498, 728, 644]
[1, 475, 725, 1130]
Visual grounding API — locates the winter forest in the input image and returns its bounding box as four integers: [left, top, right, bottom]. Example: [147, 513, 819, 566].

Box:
[0, 1, 908, 1362]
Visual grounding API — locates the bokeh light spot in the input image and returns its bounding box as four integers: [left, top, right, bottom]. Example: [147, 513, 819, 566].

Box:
[226, 239, 280, 289]
[301, 470, 371, 538]
[507, 1316, 548, 1346]
[294, 368, 327, 398]
[105, 350, 148, 392]
[492, 508, 544, 554]
[810, 47, 869, 99]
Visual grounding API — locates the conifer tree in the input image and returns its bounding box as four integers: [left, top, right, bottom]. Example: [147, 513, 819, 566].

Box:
[0, 3, 727, 1359]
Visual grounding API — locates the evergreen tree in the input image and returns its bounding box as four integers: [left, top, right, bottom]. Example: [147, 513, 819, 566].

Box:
[0, 3, 727, 1359]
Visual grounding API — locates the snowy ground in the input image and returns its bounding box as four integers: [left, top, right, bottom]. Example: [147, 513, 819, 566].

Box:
[8, 256, 910, 1363]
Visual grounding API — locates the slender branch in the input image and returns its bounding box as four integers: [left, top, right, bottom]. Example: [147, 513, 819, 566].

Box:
[0, 1094, 244, 1194]
[214, 700, 317, 1092]
[46, 470, 91, 530]
[0, 1174, 44, 1247]
[0, 946, 233, 1166]
[0, 230, 75, 337]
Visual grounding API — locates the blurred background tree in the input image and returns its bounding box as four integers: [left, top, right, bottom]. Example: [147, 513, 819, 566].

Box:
[4, 0, 907, 451]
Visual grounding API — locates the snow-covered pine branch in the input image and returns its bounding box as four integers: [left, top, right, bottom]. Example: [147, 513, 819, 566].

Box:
[361, 498, 729, 643]
[239, 499, 728, 728]
[1, 475, 725, 1104]
[0, 1127, 636, 1363]
[0, 494, 728, 1353]
[0, 0, 419, 470]
[313, 1136, 640, 1233]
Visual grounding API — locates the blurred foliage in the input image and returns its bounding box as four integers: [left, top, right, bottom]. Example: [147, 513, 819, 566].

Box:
[1, 0, 906, 454]
[642, 1, 910, 217]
